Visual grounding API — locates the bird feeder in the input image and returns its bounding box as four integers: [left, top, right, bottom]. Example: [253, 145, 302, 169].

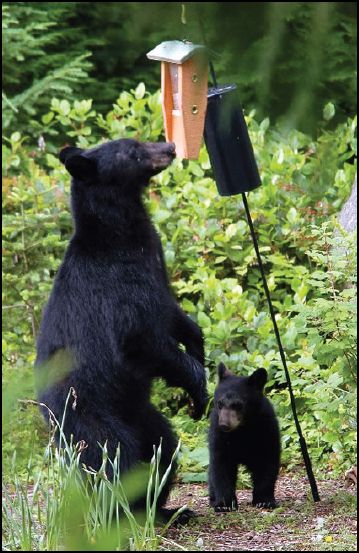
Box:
[147, 40, 208, 159]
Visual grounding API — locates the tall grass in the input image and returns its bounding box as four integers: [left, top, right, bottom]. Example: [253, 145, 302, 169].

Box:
[2, 390, 185, 551]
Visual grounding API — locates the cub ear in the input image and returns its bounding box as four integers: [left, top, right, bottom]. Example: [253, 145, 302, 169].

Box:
[59, 147, 97, 180]
[217, 362, 233, 381]
[248, 368, 267, 391]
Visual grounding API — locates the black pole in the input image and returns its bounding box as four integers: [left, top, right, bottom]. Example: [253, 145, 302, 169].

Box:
[241, 192, 320, 502]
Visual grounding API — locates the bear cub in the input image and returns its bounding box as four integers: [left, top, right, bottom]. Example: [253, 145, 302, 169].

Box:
[208, 363, 280, 511]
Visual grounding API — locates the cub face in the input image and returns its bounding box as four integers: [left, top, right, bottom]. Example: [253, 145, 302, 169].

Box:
[214, 363, 268, 432]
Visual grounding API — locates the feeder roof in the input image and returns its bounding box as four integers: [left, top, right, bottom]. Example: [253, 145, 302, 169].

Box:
[146, 40, 206, 64]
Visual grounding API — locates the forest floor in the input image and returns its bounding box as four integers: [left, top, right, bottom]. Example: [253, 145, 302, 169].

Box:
[162, 473, 357, 551]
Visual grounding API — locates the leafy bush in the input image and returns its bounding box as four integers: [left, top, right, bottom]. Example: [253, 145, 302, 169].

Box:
[2, 85, 357, 483]
[290, 225, 357, 468]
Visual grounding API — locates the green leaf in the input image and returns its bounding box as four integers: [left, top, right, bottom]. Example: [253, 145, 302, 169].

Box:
[10, 132, 21, 143]
[323, 102, 335, 121]
[59, 99, 71, 115]
[197, 311, 211, 328]
[42, 112, 54, 125]
[286, 207, 299, 224]
[134, 82, 146, 100]
[182, 471, 208, 483]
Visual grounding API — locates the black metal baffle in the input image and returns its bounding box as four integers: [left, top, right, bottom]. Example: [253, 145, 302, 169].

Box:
[204, 84, 261, 196]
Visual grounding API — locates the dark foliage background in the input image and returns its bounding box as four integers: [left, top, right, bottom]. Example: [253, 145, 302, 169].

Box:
[3, 2, 357, 134]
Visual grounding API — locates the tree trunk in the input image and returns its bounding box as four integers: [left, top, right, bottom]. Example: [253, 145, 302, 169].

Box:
[338, 175, 357, 232]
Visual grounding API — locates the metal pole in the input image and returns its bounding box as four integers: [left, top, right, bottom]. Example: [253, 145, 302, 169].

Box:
[242, 191, 320, 502]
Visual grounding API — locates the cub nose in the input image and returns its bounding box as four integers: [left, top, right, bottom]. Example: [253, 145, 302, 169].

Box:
[219, 424, 231, 432]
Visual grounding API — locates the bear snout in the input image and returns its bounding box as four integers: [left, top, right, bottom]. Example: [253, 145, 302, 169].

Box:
[144, 141, 176, 157]
[162, 142, 176, 156]
[146, 142, 176, 172]
[218, 407, 241, 432]
[218, 423, 232, 433]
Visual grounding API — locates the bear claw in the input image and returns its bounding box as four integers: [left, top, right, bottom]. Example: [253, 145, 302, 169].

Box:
[253, 499, 278, 509]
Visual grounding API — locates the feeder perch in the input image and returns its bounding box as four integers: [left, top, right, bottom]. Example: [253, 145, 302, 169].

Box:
[147, 40, 208, 159]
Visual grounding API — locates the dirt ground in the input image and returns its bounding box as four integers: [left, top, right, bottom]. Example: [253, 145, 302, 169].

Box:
[163, 473, 357, 551]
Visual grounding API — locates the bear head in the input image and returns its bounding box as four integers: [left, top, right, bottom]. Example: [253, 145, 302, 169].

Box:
[59, 138, 176, 193]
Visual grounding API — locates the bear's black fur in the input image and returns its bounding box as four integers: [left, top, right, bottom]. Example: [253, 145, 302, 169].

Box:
[208, 363, 280, 511]
[35, 138, 208, 522]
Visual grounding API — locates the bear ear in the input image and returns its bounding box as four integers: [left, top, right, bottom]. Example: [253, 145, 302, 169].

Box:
[59, 146, 83, 164]
[59, 147, 97, 180]
[248, 368, 267, 390]
[218, 362, 233, 381]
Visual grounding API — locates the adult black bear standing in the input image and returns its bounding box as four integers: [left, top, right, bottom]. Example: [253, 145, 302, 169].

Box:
[35, 138, 208, 522]
[208, 363, 280, 511]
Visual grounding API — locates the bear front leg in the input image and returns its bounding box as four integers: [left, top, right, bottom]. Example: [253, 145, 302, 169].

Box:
[146, 337, 208, 419]
[251, 464, 279, 509]
[165, 347, 208, 420]
[171, 305, 205, 365]
[208, 448, 238, 512]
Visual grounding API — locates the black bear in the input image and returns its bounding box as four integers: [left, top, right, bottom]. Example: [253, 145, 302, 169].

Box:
[35, 138, 208, 523]
[208, 363, 280, 511]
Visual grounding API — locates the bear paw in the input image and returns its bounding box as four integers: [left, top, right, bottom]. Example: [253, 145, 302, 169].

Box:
[189, 391, 209, 420]
[213, 499, 238, 512]
[159, 507, 196, 526]
[253, 498, 278, 509]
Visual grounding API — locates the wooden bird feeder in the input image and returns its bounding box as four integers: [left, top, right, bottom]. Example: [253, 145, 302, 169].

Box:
[147, 40, 208, 159]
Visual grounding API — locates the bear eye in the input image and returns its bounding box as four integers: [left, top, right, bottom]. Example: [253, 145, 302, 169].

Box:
[136, 156, 142, 163]
[217, 400, 224, 410]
